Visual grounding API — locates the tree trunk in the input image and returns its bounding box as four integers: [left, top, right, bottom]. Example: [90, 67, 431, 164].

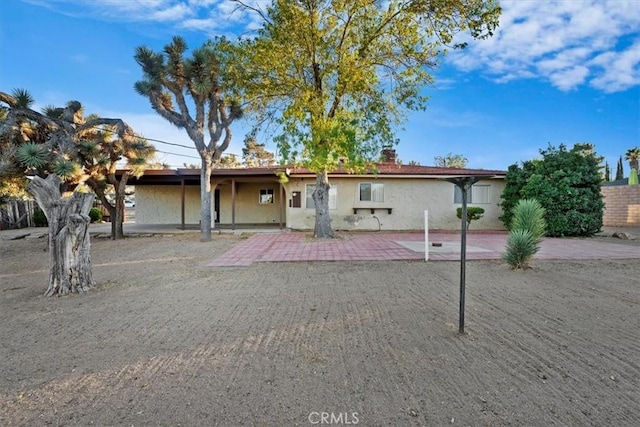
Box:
[27, 175, 95, 296]
[107, 171, 129, 240]
[200, 156, 213, 242]
[95, 190, 117, 238]
[312, 170, 335, 238]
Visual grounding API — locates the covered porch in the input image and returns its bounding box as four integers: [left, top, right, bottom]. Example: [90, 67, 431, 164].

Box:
[122, 167, 290, 230]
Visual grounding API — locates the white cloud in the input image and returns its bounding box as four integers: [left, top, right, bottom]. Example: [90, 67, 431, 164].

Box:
[590, 40, 640, 92]
[24, 0, 268, 37]
[149, 3, 194, 22]
[449, 0, 640, 93]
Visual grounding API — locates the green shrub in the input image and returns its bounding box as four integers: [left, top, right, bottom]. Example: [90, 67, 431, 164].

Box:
[33, 208, 48, 227]
[89, 207, 103, 223]
[456, 206, 485, 230]
[500, 144, 604, 237]
[503, 198, 546, 270]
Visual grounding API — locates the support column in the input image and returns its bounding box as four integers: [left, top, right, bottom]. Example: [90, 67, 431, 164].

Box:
[279, 183, 284, 229]
[180, 179, 185, 230]
[231, 179, 236, 230]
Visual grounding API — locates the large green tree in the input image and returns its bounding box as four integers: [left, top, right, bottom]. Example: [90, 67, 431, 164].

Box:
[500, 143, 604, 237]
[233, 0, 501, 237]
[134, 36, 243, 242]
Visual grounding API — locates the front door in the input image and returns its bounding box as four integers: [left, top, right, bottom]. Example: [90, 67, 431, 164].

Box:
[214, 189, 220, 223]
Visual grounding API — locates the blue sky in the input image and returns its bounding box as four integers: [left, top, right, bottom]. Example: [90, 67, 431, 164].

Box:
[1, 0, 639, 173]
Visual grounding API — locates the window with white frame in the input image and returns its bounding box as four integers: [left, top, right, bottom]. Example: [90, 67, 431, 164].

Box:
[259, 188, 274, 204]
[305, 184, 337, 209]
[454, 184, 490, 204]
[359, 182, 384, 202]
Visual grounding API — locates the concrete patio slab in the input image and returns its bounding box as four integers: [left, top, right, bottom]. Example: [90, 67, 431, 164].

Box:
[206, 231, 640, 267]
[396, 241, 492, 253]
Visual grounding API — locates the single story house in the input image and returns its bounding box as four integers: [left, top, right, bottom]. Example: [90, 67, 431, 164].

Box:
[123, 153, 507, 232]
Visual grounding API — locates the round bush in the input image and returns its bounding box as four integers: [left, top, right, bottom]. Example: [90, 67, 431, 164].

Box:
[33, 208, 48, 227]
[89, 207, 103, 223]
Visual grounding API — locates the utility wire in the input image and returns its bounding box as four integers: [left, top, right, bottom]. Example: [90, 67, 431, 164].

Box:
[155, 149, 201, 159]
[143, 137, 195, 150]
[146, 137, 242, 158]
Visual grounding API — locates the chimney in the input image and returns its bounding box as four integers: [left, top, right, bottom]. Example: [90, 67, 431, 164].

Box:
[381, 148, 397, 163]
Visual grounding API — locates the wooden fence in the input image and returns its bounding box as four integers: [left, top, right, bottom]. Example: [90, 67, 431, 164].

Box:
[0, 200, 39, 230]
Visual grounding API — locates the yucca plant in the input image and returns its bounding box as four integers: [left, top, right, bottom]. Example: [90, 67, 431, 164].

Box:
[503, 198, 546, 269]
[511, 199, 546, 244]
[17, 142, 50, 170]
[503, 229, 537, 269]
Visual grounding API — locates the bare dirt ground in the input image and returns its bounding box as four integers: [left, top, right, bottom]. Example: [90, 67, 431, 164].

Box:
[1, 231, 639, 426]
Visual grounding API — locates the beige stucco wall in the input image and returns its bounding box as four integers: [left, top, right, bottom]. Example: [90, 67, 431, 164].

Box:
[134, 177, 506, 231]
[216, 181, 283, 224]
[136, 182, 285, 225]
[136, 185, 201, 224]
[283, 177, 506, 231]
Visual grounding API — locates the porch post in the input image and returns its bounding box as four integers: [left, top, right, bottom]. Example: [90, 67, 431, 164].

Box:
[231, 179, 236, 230]
[279, 183, 284, 229]
[180, 178, 185, 230]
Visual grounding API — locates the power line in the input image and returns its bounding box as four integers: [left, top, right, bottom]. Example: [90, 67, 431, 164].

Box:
[143, 137, 195, 150]
[145, 137, 242, 159]
[155, 149, 200, 159]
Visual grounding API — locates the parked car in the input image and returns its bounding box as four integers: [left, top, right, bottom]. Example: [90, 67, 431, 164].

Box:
[124, 199, 135, 208]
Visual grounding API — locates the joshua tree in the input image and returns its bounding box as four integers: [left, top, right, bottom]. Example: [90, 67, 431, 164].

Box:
[0, 90, 151, 295]
[134, 36, 243, 242]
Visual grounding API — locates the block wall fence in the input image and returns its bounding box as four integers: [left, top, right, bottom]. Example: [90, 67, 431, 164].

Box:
[601, 185, 640, 227]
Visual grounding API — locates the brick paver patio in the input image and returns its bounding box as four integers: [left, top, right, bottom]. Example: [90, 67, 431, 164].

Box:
[207, 231, 640, 267]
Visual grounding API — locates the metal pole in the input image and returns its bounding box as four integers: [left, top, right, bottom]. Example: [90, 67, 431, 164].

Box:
[459, 186, 468, 334]
[424, 210, 429, 261]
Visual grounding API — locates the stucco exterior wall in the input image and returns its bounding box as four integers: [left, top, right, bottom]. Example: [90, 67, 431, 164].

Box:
[216, 182, 283, 224]
[136, 183, 284, 225]
[134, 177, 506, 231]
[602, 185, 640, 226]
[283, 177, 506, 231]
[136, 185, 200, 224]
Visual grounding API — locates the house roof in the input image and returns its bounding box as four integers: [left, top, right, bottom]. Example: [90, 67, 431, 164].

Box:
[120, 163, 505, 185]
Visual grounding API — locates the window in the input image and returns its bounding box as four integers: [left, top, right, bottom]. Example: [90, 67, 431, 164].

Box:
[259, 189, 274, 204]
[359, 182, 384, 202]
[454, 184, 490, 204]
[306, 184, 337, 209]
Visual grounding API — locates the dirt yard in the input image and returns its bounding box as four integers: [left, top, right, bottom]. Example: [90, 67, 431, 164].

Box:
[1, 232, 639, 426]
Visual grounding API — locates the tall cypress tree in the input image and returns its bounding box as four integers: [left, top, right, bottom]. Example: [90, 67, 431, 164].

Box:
[615, 156, 624, 180]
